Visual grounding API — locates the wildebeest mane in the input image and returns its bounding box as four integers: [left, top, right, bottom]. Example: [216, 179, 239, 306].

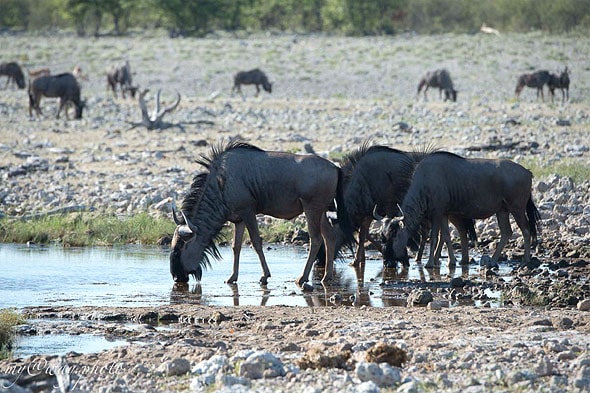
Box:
[338, 141, 406, 179]
[195, 139, 263, 169]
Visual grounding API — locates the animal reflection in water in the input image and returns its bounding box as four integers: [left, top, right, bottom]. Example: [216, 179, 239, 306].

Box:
[169, 139, 354, 287]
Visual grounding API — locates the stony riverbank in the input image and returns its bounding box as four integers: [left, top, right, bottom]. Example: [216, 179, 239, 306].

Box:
[0, 32, 589, 392]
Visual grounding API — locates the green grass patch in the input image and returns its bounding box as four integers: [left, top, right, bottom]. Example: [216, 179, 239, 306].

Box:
[518, 157, 590, 184]
[0, 309, 25, 360]
[0, 213, 176, 246]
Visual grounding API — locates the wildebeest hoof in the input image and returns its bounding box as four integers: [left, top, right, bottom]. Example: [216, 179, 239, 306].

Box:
[259, 276, 269, 285]
[301, 283, 314, 292]
[225, 276, 238, 284]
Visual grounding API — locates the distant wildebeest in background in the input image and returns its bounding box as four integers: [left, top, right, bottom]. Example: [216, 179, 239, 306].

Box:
[170, 140, 354, 286]
[548, 67, 570, 103]
[29, 73, 85, 119]
[107, 60, 137, 99]
[28, 68, 51, 81]
[232, 68, 272, 97]
[0, 62, 26, 89]
[72, 65, 88, 82]
[417, 69, 457, 102]
[515, 70, 551, 101]
[379, 151, 541, 269]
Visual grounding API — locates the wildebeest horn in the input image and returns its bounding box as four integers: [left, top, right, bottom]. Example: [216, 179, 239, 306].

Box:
[397, 203, 405, 219]
[372, 205, 385, 221]
[181, 211, 198, 233]
[172, 208, 183, 225]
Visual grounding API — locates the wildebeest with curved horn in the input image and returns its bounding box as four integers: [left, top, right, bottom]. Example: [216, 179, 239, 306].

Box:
[380, 151, 541, 268]
[548, 67, 570, 104]
[0, 62, 26, 89]
[232, 68, 272, 97]
[29, 73, 85, 119]
[417, 69, 457, 102]
[170, 140, 354, 286]
[515, 70, 551, 101]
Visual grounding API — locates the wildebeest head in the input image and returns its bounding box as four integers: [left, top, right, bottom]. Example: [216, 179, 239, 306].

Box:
[170, 209, 204, 282]
[73, 99, 86, 119]
[445, 89, 458, 102]
[169, 168, 226, 282]
[263, 80, 272, 93]
[373, 207, 410, 268]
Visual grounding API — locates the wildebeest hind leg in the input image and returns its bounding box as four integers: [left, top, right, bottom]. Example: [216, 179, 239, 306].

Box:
[492, 211, 513, 262]
[351, 218, 371, 267]
[320, 214, 337, 284]
[242, 214, 271, 284]
[226, 221, 245, 284]
[425, 217, 442, 268]
[296, 209, 324, 286]
[439, 218, 457, 267]
[512, 211, 532, 263]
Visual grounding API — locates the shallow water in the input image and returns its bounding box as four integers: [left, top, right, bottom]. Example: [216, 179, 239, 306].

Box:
[13, 333, 127, 358]
[0, 243, 506, 309]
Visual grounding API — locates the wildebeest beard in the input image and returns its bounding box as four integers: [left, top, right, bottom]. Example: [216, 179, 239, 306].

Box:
[170, 168, 230, 281]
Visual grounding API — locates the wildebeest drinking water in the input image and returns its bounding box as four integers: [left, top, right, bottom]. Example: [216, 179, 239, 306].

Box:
[232, 68, 272, 97]
[29, 73, 85, 119]
[335, 142, 475, 268]
[170, 140, 354, 286]
[548, 67, 570, 104]
[515, 70, 551, 101]
[380, 152, 541, 268]
[417, 69, 457, 102]
[0, 62, 26, 89]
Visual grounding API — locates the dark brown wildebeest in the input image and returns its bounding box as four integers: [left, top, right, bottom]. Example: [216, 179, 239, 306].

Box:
[0, 62, 26, 89]
[232, 68, 272, 97]
[330, 142, 475, 268]
[170, 140, 354, 286]
[548, 67, 570, 104]
[379, 151, 541, 268]
[107, 60, 137, 99]
[417, 69, 457, 102]
[29, 73, 85, 119]
[515, 70, 551, 101]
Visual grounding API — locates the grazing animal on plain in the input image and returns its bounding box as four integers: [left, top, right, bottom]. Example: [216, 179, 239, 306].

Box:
[28, 73, 84, 119]
[0, 62, 26, 89]
[379, 152, 541, 268]
[28, 68, 51, 80]
[417, 69, 457, 102]
[169, 140, 354, 286]
[106, 60, 136, 98]
[232, 68, 272, 97]
[72, 65, 88, 82]
[548, 67, 570, 103]
[515, 70, 551, 101]
[335, 142, 475, 268]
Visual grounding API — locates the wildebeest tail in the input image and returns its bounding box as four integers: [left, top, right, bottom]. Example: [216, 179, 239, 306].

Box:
[335, 168, 355, 253]
[526, 196, 542, 245]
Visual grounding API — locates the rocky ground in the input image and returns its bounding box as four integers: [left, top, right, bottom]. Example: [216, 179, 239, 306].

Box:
[0, 32, 589, 392]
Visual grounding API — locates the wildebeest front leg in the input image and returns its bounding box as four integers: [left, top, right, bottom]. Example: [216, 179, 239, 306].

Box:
[254, 84, 260, 97]
[492, 211, 513, 262]
[242, 213, 271, 285]
[225, 221, 245, 284]
[454, 219, 471, 265]
[438, 218, 457, 267]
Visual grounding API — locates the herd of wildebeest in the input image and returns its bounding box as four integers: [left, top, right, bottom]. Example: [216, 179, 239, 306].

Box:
[0, 58, 570, 121]
[0, 59, 570, 286]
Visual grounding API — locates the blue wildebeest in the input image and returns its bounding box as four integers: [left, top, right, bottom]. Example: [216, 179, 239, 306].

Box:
[334, 142, 475, 268]
[107, 60, 137, 99]
[28, 73, 85, 119]
[0, 62, 26, 89]
[548, 67, 570, 104]
[170, 140, 354, 286]
[232, 68, 272, 97]
[417, 69, 457, 102]
[515, 70, 551, 101]
[380, 152, 541, 268]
